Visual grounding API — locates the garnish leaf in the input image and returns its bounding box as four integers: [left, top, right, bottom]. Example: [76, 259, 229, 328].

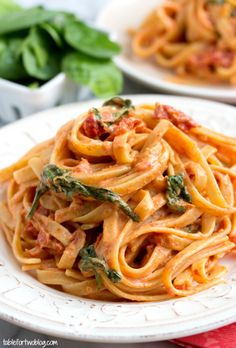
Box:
[28, 164, 140, 222]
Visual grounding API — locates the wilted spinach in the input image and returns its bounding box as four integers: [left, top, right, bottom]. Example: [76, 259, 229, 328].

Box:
[166, 174, 192, 213]
[79, 245, 121, 288]
[28, 164, 139, 222]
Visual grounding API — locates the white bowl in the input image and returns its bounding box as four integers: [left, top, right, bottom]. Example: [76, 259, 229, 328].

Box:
[0, 73, 79, 123]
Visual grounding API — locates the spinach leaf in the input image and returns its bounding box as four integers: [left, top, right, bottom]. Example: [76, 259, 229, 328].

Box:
[64, 20, 120, 59]
[79, 245, 121, 288]
[0, 38, 27, 80]
[103, 97, 134, 109]
[0, 7, 57, 35]
[48, 12, 75, 36]
[62, 52, 122, 97]
[0, 0, 22, 15]
[27, 81, 40, 89]
[103, 97, 134, 124]
[28, 164, 139, 222]
[184, 224, 199, 233]
[22, 27, 60, 80]
[40, 22, 63, 47]
[166, 174, 192, 213]
[207, 0, 225, 4]
[90, 98, 134, 132]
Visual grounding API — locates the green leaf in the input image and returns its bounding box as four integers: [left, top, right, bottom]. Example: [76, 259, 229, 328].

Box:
[27, 182, 48, 219]
[64, 20, 121, 59]
[27, 81, 40, 89]
[0, 7, 57, 35]
[22, 27, 60, 80]
[0, 37, 27, 80]
[28, 164, 139, 222]
[48, 12, 75, 36]
[62, 52, 123, 97]
[79, 245, 121, 288]
[0, 0, 22, 15]
[207, 0, 225, 4]
[166, 174, 192, 213]
[103, 97, 133, 108]
[40, 22, 63, 47]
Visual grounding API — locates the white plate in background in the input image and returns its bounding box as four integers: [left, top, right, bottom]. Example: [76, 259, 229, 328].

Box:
[97, 0, 236, 104]
[1, 95, 236, 343]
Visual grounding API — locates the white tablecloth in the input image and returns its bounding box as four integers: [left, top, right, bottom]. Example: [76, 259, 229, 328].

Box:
[0, 1, 178, 347]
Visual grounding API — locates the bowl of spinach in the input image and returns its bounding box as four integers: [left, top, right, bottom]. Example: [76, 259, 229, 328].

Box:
[0, 0, 122, 121]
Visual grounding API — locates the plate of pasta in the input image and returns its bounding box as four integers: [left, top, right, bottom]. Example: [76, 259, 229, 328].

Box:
[1, 94, 236, 342]
[97, 0, 236, 103]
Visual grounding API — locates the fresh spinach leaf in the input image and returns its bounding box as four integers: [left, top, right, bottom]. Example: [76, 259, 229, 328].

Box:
[64, 20, 120, 59]
[0, 4, 122, 96]
[22, 27, 60, 80]
[27, 81, 40, 89]
[0, 38, 27, 80]
[40, 22, 63, 47]
[49, 12, 75, 35]
[0, 6, 57, 35]
[0, 0, 22, 15]
[62, 52, 123, 97]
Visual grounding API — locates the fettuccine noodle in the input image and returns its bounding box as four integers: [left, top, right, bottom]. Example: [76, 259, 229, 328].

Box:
[131, 0, 236, 84]
[0, 97, 235, 302]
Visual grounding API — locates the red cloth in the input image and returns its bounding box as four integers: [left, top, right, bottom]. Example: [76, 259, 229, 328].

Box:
[172, 323, 236, 348]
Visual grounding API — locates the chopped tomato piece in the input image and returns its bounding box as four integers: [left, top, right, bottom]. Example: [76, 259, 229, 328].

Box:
[82, 108, 147, 139]
[188, 48, 234, 70]
[82, 109, 106, 138]
[154, 103, 197, 132]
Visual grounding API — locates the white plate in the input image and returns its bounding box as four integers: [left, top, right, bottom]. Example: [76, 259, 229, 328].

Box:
[1, 95, 236, 343]
[97, 0, 236, 104]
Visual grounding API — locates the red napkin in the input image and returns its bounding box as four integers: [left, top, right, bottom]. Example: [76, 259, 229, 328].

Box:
[172, 323, 236, 348]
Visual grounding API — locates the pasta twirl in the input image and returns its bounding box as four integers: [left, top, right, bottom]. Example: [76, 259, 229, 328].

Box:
[131, 0, 236, 85]
[0, 97, 236, 302]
